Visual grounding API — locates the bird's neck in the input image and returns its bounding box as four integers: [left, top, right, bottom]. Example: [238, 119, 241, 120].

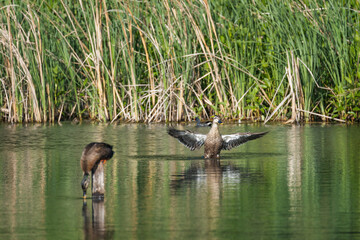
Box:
[209, 123, 220, 136]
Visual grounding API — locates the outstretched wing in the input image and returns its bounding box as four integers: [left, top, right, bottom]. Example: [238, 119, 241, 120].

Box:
[222, 132, 268, 150]
[167, 128, 207, 150]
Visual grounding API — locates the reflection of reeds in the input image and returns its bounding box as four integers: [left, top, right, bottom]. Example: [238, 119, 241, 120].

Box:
[0, 1, 359, 123]
[1, 125, 47, 236]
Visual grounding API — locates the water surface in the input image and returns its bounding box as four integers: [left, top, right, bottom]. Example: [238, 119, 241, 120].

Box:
[0, 122, 359, 239]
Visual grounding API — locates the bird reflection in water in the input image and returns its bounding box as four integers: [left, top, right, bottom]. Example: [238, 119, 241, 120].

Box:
[82, 199, 114, 240]
[171, 159, 264, 192]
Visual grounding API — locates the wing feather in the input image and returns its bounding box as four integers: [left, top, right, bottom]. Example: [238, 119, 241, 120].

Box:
[222, 132, 268, 150]
[167, 128, 206, 150]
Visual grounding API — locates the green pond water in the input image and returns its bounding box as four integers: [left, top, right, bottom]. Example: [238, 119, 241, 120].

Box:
[0, 122, 359, 240]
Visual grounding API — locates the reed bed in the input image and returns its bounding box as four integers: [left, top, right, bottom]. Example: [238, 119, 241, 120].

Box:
[0, 0, 359, 123]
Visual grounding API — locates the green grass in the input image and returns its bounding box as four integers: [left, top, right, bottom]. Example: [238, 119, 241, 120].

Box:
[0, 0, 359, 123]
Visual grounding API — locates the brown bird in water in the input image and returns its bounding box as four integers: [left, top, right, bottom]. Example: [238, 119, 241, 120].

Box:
[168, 116, 268, 159]
[80, 142, 114, 198]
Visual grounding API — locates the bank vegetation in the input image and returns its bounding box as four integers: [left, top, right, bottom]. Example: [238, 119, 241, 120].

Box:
[1, 0, 359, 123]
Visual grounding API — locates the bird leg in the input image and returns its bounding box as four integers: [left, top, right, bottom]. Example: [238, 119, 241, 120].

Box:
[100, 159, 107, 164]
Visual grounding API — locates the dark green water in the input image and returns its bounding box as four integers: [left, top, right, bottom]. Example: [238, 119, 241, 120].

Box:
[0, 123, 359, 240]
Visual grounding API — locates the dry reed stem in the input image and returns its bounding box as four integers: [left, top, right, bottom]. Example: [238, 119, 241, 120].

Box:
[203, 0, 235, 111]
[285, 51, 301, 124]
[0, 12, 41, 122]
[6, 7, 16, 122]
[103, 1, 118, 119]
[297, 108, 346, 123]
[179, 1, 224, 112]
[27, 5, 46, 121]
[128, 4, 155, 106]
[265, 71, 287, 121]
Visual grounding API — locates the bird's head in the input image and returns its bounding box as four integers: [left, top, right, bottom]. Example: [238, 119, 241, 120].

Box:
[81, 174, 90, 198]
[212, 115, 222, 124]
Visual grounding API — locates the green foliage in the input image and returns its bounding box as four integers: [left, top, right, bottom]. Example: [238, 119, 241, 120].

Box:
[0, 0, 359, 122]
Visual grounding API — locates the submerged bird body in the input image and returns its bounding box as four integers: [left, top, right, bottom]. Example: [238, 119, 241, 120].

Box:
[168, 116, 267, 159]
[80, 142, 114, 197]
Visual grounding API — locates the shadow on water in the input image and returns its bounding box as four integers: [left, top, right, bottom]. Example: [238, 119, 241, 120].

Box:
[130, 154, 203, 161]
[82, 199, 114, 240]
[131, 151, 283, 161]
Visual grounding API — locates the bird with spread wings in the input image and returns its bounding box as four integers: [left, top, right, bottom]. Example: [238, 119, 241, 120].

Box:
[168, 116, 268, 159]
